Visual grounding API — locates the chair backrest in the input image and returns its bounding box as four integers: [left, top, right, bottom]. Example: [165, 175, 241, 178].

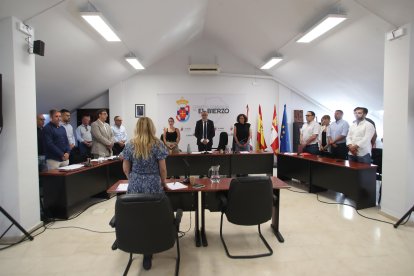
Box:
[115, 193, 176, 255]
[371, 148, 382, 174]
[225, 176, 273, 225]
[217, 132, 228, 150]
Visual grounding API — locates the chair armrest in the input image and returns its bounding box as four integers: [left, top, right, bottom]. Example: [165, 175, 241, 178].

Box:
[219, 193, 228, 211]
[175, 209, 183, 226]
[109, 215, 116, 228]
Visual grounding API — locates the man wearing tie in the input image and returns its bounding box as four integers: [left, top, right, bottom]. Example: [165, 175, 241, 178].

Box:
[194, 111, 215, 152]
[91, 109, 114, 158]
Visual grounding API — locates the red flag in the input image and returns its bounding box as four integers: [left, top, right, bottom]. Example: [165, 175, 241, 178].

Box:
[270, 105, 279, 154]
[256, 105, 267, 150]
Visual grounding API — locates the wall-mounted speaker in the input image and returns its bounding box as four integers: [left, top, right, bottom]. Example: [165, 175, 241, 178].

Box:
[33, 40, 45, 56]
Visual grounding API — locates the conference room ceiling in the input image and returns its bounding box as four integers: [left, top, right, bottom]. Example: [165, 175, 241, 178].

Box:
[1, 0, 414, 114]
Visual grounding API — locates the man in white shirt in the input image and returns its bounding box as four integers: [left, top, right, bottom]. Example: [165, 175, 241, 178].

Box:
[346, 107, 376, 163]
[300, 111, 320, 155]
[327, 110, 350, 160]
[60, 109, 75, 149]
[76, 115, 92, 157]
[111, 116, 128, 155]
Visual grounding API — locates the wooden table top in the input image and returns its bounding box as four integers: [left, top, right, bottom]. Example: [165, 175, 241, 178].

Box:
[107, 176, 290, 194]
[39, 159, 121, 176]
[167, 151, 273, 157]
[277, 153, 377, 170]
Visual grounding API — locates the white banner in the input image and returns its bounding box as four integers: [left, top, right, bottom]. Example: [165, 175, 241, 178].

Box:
[157, 94, 247, 151]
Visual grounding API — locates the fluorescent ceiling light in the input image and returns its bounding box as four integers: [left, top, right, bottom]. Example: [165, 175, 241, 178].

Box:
[81, 12, 121, 42]
[126, 57, 145, 70]
[297, 14, 347, 43]
[260, 57, 283, 70]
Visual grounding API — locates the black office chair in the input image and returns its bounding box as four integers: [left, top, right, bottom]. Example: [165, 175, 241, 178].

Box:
[109, 194, 182, 276]
[219, 176, 274, 259]
[371, 148, 383, 204]
[216, 132, 228, 151]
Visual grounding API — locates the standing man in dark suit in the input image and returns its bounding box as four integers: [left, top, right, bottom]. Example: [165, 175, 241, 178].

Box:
[194, 111, 215, 152]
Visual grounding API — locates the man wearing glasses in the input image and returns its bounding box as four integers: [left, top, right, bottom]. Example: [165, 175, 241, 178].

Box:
[194, 111, 215, 152]
[300, 111, 320, 155]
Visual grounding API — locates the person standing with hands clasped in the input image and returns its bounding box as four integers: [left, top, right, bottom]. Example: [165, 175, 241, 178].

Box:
[42, 109, 71, 170]
[121, 117, 168, 271]
[163, 117, 180, 154]
[234, 114, 251, 151]
[194, 111, 215, 152]
[300, 111, 320, 155]
[91, 109, 114, 158]
[346, 107, 375, 163]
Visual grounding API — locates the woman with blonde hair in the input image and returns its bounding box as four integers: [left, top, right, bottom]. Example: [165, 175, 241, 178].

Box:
[121, 117, 168, 270]
[122, 117, 168, 194]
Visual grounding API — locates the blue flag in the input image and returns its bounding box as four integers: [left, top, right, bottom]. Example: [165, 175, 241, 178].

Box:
[280, 104, 291, 152]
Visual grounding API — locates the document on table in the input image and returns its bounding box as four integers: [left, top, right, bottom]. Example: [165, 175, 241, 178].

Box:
[240, 151, 250, 154]
[166, 182, 188, 190]
[59, 164, 84, 171]
[116, 183, 129, 192]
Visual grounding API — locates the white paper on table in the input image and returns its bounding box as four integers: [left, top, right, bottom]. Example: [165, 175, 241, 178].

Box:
[191, 152, 202, 154]
[116, 183, 129, 192]
[166, 182, 188, 190]
[240, 151, 250, 154]
[59, 164, 84, 171]
[107, 156, 118, 160]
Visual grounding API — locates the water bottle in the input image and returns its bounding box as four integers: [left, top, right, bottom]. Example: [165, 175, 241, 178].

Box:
[187, 144, 191, 154]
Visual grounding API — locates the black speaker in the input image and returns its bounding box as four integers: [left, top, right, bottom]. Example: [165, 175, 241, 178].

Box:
[33, 40, 45, 56]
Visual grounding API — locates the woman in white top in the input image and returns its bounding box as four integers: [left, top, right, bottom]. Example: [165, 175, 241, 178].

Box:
[319, 115, 331, 154]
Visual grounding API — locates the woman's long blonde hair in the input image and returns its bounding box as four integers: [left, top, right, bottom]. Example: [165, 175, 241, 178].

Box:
[131, 117, 160, 159]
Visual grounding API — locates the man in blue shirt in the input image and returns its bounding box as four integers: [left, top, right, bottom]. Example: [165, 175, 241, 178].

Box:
[327, 110, 349, 160]
[43, 109, 71, 170]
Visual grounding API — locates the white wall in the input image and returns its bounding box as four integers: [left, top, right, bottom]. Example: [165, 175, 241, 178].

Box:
[0, 17, 41, 238]
[382, 23, 414, 220]
[70, 91, 109, 132]
[109, 37, 329, 150]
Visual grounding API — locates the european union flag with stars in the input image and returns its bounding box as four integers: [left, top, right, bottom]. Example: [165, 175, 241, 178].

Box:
[280, 104, 291, 152]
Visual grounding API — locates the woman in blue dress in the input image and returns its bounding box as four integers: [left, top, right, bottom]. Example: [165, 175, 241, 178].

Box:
[121, 117, 168, 270]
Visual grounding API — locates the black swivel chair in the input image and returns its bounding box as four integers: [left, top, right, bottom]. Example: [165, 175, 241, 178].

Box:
[109, 194, 183, 276]
[216, 132, 228, 151]
[219, 176, 275, 259]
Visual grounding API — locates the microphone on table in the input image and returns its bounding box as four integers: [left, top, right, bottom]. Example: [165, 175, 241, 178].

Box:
[182, 158, 191, 184]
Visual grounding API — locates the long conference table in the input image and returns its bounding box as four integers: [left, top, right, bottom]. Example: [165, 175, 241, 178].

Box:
[107, 177, 290, 247]
[277, 153, 377, 209]
[39, 151, 274, 219]
[39, 151, 281, 247]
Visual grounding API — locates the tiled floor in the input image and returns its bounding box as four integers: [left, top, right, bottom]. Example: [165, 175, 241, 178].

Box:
[1, 178, 414, 276]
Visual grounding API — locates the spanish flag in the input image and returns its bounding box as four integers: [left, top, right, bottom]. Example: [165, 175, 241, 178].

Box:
[270, 105, 279, 154]
[256, 105, 267, 150]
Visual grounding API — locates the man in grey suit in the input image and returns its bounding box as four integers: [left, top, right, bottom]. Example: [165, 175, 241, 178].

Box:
[91, 109, 114, 158]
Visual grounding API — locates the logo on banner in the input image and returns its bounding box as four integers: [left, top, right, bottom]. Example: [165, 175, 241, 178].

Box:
[176, 97, 190, 122]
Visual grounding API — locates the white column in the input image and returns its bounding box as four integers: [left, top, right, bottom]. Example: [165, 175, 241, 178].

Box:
[0, 17, 41, 238]
[382, 22, 414, 220]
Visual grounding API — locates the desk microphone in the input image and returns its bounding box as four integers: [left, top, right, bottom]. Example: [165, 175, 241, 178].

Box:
[182, 158, 191, 183]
